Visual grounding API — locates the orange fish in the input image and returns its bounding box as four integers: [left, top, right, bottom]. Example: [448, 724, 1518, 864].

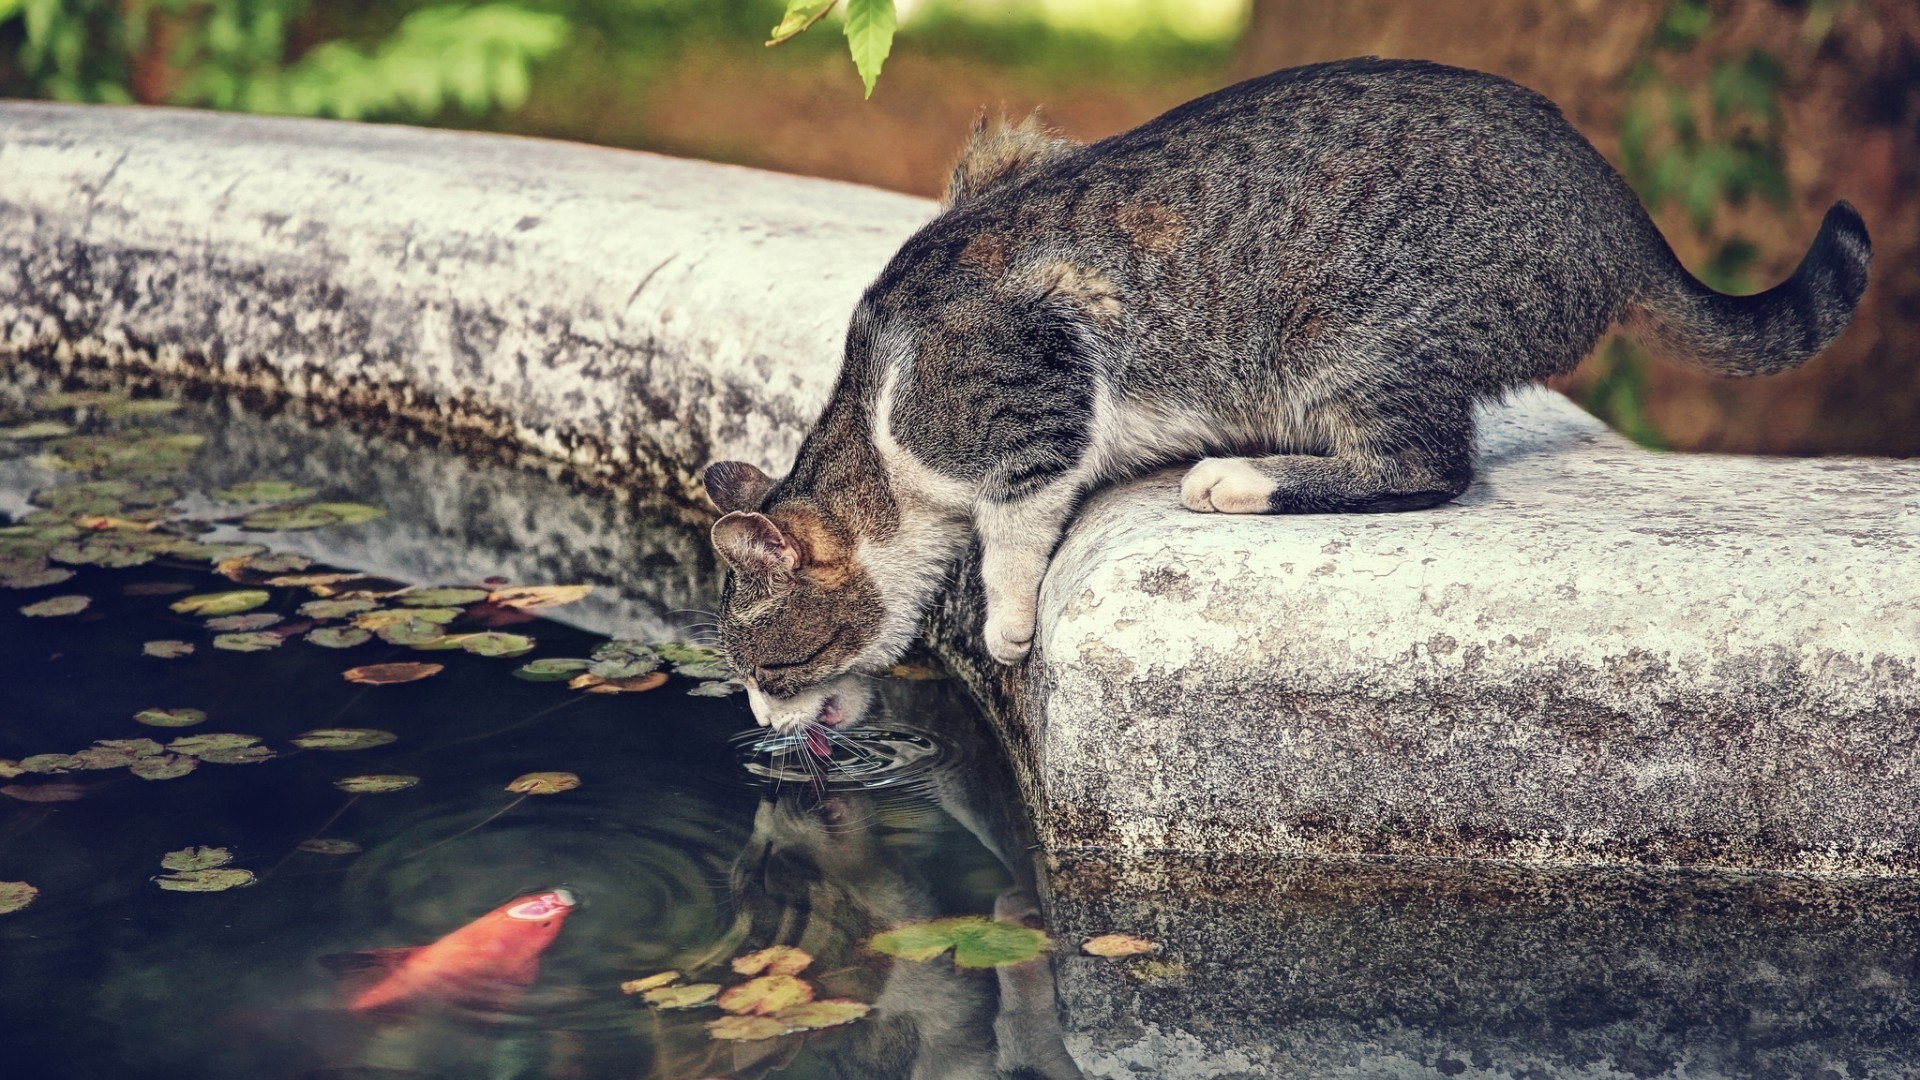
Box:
[333, 889, 576, 1013]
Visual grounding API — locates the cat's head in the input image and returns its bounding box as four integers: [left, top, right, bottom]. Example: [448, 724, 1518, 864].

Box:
[703, 461, 882, 733]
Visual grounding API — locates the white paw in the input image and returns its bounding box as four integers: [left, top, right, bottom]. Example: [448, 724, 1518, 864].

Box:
[1180, 457, 1278, 514]
[984, 606, 1035, 665]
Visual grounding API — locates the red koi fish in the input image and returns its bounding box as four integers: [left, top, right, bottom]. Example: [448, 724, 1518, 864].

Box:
[332, 889, 576, 1013]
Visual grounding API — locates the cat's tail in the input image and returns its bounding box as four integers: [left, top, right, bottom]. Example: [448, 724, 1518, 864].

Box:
[1625, 201, 1871, 377]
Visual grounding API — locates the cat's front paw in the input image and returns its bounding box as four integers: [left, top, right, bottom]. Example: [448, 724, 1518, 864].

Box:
[1180, 457, 1278, 514]
[983, 608, 1035, 665]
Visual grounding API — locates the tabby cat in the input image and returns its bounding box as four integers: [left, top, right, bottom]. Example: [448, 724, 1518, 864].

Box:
[703, 58, 1872, 732]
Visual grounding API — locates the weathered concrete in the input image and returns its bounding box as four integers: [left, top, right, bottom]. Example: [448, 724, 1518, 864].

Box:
[5, 103, 1919, 873]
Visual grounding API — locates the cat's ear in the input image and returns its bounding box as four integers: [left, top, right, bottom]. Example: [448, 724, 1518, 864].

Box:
[944, 111, 1080, 209]
[711, 511, 798, 577]
[704, 461, 775, 514]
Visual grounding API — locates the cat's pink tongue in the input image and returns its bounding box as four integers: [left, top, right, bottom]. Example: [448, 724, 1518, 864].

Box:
[806, 727, 831, 759]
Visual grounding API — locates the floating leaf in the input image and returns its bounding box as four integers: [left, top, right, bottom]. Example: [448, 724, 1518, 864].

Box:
[374, 619, 448, 646]
[674, 661, 732, 681]
[869, 917, 1051, 968]
[2, 566, 75, 589]
[154, 867, 255, 892]
[1082, 934, 1159, 958]
[334, 774, 419, 794]
[241, 502, 384, 530]
[306, 626, 371, 649]
[355, 608, 459, 630]
[130, 754, 196, 780]
[643, 983, 721, 1010]
[99, 398, 180, 419]
[397, 587, 489, 607]
[205, 612, 283, 632]
[292, 728, 397, 751]
[95, 738, 162, 756]
[655, 642, 723, 665]
[297, 838, 362, 855]
[218, 551, 312, 578]
[170, 590, 270, 616]
[267, 572, 365, 589]
[569, 671, 668, 694]
[213, 632, 282, 652]
[298, 597, 376, 620]
[418, 632, 535, 657]
[49, 538, 154, 568]
[18, 754, 79, 774]
[588, 640, 659, 679]
[143, 640, 195, 659]
[774, 999, 871, 1031]
[0, 420, 73, 439]
[161, 845, 233, 871]
[69, 745, 137, 770]
[733, 946, 813, 977]
[21, 594, 89, 617]
[0, 760, 19, 779]
[705, 1015, 792, 1042]
[73, 514, 161, 532]
[505, 771, 579, 795]
[211, 480, 317, 503]
[718, 974, 814, 1016]
[0, 881, 37, 914]
[343, 662, 443, 686]
[513, 658, 589, 682]
[159, 540, 268, 563]
[489, 585, 591, 610]
[135, 707, 206, 728]
[621, 971, 680, 994]
[688, 680, 743, 697]
[1, 783, 85, 802]
[168, 734, 273, 764]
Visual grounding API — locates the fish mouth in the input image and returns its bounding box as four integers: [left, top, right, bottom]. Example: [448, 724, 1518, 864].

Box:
[506, 889, 577, 920]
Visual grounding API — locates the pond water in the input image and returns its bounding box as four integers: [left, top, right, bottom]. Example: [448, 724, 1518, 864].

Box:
[0, 372, 1053, 1080]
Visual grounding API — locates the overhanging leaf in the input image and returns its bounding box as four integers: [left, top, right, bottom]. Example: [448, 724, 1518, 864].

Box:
[843, 0, 895, 98]
[768, 0, 836, 45]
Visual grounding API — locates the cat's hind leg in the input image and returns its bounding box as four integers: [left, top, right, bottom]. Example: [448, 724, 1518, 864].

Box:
[1180, 398, 1476, 514]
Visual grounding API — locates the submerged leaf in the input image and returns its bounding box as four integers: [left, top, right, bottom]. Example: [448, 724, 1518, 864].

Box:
[213, 631, 282, 652]
[705, 1014, 792, 1042]
[1081, 933, 1159, 958]
[170, 590, 270, 617]
[135, 708, 207, 728]
[291, 728, 397, 751]
[0, 880, 38, 914]
[1, 782, 85, 802]
[297, 838, 362, 855]
[505, 771, 579, 795]
[21, 594, 89, 617]
[621, 971, 680, 994]
[718, 974, 813, 1016]
[732, 946, 813, 977]
[154, 867, 255, 892]
[489, 585, 591, 610]
[211, 480, 316, 503]
[143, 640, 195, 659]
[334, 774, 419, 794]
[306, 626, 371, 649]
[342, 662, 443, 686]
[869, 917, 1051, 969]
[513, 658, 589, 682]
[161, 845, 233, 871]
[643, 983, 721, 1010]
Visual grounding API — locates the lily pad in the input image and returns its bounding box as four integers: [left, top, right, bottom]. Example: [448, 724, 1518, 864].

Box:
[135, 708, 207, 728]
[168, 734, 274, 764]
[299, 598, 377, 620]
[489, 584, 592, 610]
[211, 480, 317, 503]
[297, 838, 362, 855]
[773, 999, 872, 1031]
[143, 640, 195, 659]
[643, 983, 721, 1010]
[869, 917, 1051, 969]
[161, 845, 233, 871]
[18, 754, 79, 774]
[1081, 933, 1159, 958]
[213, 632, 283, 652]
[355, 608, 459, 630]
[588, 640, 659, 679]
[688, 680, 743, 697]
[732, 946, 813, 977]
[154, 867, 255, 892]
[374, 619, 450, 646]
[21, 595, 89, 617]
[170, 590, 270, 617]
[0, 881, 38, 915]
[673, 661, 733, 681]
[418, 632, 535, 657]
[621, 971, 680, 994]
[718, 974, 813, 1016]
[158, 540, 269, 563]
[334, 774, 419, 794]
[2, 566, 75, 589]
[505, 771, 580, 795]
[0, 420, 73, 440]
[241, 502, 384, 531]
[513, 658, 590, 682]
[306, 626, 371, 649]
[49, 538, 155, 568]
[569, 671, 668, 694]
[204, 612, 283, 632]
[705, 1015, 792, 1042]
[291, 728, 397, 751]
[397, 587, 489, 607]
[654, 642, 723, 665]
[267, 572, 364, 589]
[343, 663, 443, 686]
[130, 754, 197, 780]
[219, 551, 312, 577]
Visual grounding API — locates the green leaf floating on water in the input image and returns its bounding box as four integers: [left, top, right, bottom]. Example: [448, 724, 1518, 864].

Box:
[643, 983, 721, 1010]
[171, 590, 270, 616]
[49, 538, 155, 568]
[3, 566, 75, 589]
[143, 640, 195, 658]
[0, 420, 73, 440]
[374, 619, 448, 646]
[417, 632, 535, 657]
[31, 480, 178, 516]
[306, 626, 371, 649]
[241, 502, 384, 531]
[130, 754, 196, 780]
[355, 608, 459, 629]
[167, 734, 274, 764]
[334, 774, 419, 794]
[135, 708, 207, 728]
[18, 753, 80, 774]
[291, 728, 397, 751]
[0, 881, 39, 915]
[589, 640, 659, 679]
[688, 680, 743, 697]
[204, 613, 282, 632]
[513, 658, 589, 682]
[20, 595, 89, 617]
[869, 917, 1052, 968]
[154, 868, 255, 892]
[211, 480, 317, 503]
[397, 587, 489, 607]
[654, 642, 723, 665]
[214, 632, 283, 652]
[161, 845, 233, 871]
[299, 598, 377, 620]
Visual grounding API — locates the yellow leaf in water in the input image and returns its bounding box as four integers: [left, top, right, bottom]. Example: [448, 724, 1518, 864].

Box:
[506, 771, 581, 795]
[620, 971, 680, 994]
[642, 983, 720, 1009]
[342, 662, 443, 686]
[772, 999, 871, 1031]
[705, 1014, 792, 1042]
[718, 974, 813, 1016]
[489, 584, 592, 610]
[1082, 933, 1160, 958]
[568, 671, 667, 694]
[732, 945, 813, 977]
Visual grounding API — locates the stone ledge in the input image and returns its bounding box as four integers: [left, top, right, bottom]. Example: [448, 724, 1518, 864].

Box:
[5, 104, 1918, 872]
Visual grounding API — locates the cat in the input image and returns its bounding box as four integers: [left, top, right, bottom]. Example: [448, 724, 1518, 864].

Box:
[701, 57, 1872, 733]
